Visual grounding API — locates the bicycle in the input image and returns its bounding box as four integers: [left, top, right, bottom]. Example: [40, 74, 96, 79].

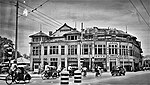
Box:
[5, 71, 17, 85]
[41, 70, 58, 80]
[5, 66, 31, 85]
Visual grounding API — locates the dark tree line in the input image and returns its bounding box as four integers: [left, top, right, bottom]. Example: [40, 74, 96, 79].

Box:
[0, 36, 22, 63]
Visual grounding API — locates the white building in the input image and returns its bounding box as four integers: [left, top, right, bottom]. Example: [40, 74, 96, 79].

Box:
[29, 23, 143, 71]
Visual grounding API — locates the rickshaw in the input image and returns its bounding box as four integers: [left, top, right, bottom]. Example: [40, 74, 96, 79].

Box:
[41, 65, 58, 80]
[111, 66, 126, 76]
[5, 65, 31, 85]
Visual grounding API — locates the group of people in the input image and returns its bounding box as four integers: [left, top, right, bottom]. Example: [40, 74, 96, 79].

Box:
[95, 66, 103, 76]
[67, 65, 102, 77]
[8, 61, 31, 81]
[44, 65, 62, 77]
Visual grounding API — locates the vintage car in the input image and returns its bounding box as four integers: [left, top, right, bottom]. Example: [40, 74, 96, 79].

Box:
[111, 66, 126, 76]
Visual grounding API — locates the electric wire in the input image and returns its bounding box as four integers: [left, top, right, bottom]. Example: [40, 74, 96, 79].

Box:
[0, 0, 59, 28]
[0, 1, 58, 28]
[18, 13, 56, 28]
[17, 0, 62, 26]
[139, 0, 150, 18]
[128, 0, 150, 28]
[17, 4, 59, 28]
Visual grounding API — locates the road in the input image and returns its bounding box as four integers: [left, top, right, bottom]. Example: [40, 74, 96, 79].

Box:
[0, 71, 150, 85]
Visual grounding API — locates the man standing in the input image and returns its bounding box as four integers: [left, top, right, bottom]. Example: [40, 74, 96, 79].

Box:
[68, 65, 72, 76]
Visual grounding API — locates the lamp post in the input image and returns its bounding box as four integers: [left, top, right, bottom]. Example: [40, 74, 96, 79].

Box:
[15, 0, 19, 64]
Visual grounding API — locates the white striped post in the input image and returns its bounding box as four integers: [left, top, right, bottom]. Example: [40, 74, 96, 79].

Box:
[60, 70, 69, 85]
[74, 70, 82, 83]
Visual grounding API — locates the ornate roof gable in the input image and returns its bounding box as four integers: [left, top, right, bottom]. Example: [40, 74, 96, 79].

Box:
[29, 31, 49, 37]
[52, 23, 74, 37]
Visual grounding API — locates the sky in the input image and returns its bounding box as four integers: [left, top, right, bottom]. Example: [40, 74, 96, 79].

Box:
[0, 0, 150, 56]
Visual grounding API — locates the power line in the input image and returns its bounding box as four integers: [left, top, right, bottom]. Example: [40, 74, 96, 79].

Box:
[15, 1, 60, 28]
[17, 0, 62, 26]
[128, 0, 150, 28]
[139, 0, 150, 18]
[0, 1, 59, 29]
[0, 1, 15, 6]
[18, 13, 57, 28]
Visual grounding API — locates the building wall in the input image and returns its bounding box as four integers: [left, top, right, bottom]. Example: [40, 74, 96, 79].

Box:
[29, 26, 142, 72]
[30, 40, 140, 71]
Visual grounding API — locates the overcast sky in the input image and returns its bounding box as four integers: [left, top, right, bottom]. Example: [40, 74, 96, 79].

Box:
[0, 0, 150, 56]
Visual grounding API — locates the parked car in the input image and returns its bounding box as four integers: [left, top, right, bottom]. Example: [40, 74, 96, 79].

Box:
[111, 66, 126, 76]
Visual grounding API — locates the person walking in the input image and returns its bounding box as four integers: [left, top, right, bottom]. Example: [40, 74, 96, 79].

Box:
[68, 65, 72, 76]
[81, 67, 87, 77]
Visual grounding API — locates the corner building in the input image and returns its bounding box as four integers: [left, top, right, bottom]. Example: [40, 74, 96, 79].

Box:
[29, 23, 143, 71]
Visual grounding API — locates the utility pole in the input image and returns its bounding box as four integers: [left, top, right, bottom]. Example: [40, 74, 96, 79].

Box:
[15, 0, 19, 64]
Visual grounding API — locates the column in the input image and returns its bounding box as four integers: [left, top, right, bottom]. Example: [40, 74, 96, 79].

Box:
[58, 44, 61, 67]
[118, 43, 120, 66]
[106, 42, 110, 71]
[41, 44, 44, 69]
[65, 45, 68, 68]
[47, 46, 50, 65]
[77, 43, 81, 69]
[30, 46, 33, 70]
[58, 44, 61, 55]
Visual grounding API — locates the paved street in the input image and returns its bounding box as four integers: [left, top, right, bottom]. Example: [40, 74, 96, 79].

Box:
[0, 71, 150, 85]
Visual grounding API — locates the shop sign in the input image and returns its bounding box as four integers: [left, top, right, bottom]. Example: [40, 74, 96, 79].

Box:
[95, 58, 105, 62]
[68, 58, 78, 61]
[33, 58, 41, 62]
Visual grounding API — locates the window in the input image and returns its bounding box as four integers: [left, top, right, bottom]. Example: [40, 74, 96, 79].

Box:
[68, 45, 77, 55]
[33, 37, 41, 42]
[103, 45, 106, 54]
[83, 44, 88, 55]
[67, 35, 78, 40]
[125, 46, 128, 55]
[61, 46, 65, 55]
[82, 44, 92, 55]
[32, 46, 40, 56]
[122, 45, 125, 55]
[98, 45, 102, 54]
[95, 45, 97, 54]
[119, 45, 122, 55]
[109, 44, 118, 55]
[49, 46, 58, 55]
[95, 44, 106, 55]
[44, 46, 47, 55]
[50, 58, 58, 61]
[129, 46, 133, 56]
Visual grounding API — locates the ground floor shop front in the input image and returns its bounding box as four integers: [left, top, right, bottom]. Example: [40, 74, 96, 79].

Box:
[30, 55, 140, 72]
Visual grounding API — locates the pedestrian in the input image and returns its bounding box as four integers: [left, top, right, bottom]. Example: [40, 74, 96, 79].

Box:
[68, 65, 72, 76]
[98, 66, 102, 76]
[81, 67, 87, 77]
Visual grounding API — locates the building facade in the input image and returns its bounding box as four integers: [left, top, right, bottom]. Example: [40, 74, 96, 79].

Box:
[29, 23, 143, 71]
[143, 55, 150, 68]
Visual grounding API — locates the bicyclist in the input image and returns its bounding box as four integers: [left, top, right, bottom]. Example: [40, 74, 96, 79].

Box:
[9, 60, 18, 81]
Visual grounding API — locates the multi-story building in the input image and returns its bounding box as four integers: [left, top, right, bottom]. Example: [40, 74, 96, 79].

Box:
[29, 23, 143, 71]
[143, 55, 150, 68]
